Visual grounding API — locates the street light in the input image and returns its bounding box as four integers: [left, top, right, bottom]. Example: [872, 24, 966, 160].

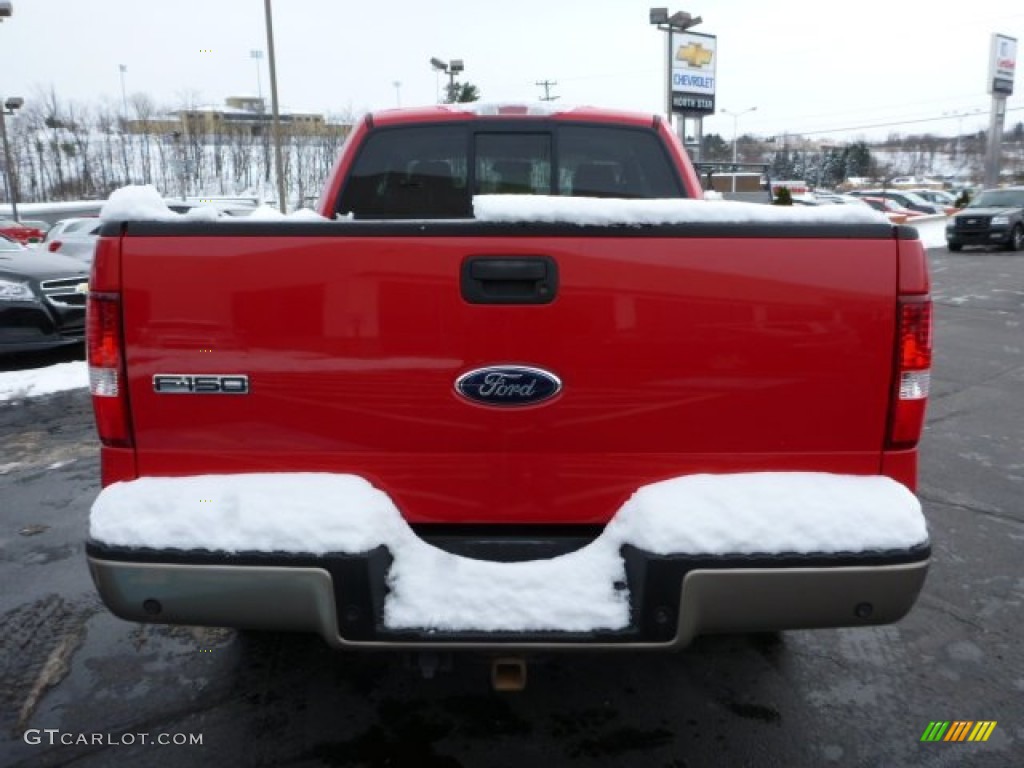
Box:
[250, 50, 265, 107]
[649, 8, 703, 159]
[430, 57, 464, 103]
[0, 2, 12, 19]
[943, 109, 981, 167]
[722, 106, 757, 192]
[1, 96, 23, 222]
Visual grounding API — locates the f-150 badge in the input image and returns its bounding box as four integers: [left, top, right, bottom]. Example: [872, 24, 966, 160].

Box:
[153, 374, 249, 394]
[455, 365, 561, 407]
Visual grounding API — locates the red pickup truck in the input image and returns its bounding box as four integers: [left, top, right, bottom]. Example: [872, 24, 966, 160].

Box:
[86, 104, 932, 657]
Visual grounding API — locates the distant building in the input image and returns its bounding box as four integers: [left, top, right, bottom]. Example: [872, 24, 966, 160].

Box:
[125, 97, 350, 139]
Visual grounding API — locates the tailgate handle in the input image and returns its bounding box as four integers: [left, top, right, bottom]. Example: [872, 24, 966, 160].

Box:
[462, 256, 558, 304]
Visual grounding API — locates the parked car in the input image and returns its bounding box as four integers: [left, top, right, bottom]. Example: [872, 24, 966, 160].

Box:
[907, 189, 957, 207]
[904, 189, 957, 215]
[43, 217, 99, 245]
[0, 234, 90, 355]
[847, 190, 944, 215]
[46, 219, 102, 264]
[945, 186, 1024, 252]
[858, 196, 922, 224]
[17, 219, 53, 238]
[0, 219, 46, 244]
[163, 199, 257, 217]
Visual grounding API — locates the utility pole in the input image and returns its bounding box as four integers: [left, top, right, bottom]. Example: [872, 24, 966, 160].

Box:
[536, 80, 559, 101]
[264, 0, 287, 213]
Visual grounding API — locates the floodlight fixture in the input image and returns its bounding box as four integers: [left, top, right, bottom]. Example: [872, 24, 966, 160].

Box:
[649, 7, 668, 24]
[430, 57, 448, 71]
[669, 10, 702, 30]
[449, 59, 464, 74]
[0, 2, 12, 19]
[4, 97, 24, 111]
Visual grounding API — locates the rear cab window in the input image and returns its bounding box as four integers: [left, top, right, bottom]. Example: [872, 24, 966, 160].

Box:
[336, 122, 686, 219]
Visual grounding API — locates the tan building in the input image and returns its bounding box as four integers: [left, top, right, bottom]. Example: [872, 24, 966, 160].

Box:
[126, 97, 350, 139]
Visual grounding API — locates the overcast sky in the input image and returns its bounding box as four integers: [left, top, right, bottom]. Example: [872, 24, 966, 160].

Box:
[3, 0, 1022, 142]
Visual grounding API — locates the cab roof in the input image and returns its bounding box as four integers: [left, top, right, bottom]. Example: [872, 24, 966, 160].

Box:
[368, 102, 660, 129]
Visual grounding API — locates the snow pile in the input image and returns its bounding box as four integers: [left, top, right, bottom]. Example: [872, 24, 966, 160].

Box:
[0, 361, 89, 403]
[90, 471, 928, 632]
[908, 216, 948, 249]
[100, 186, 328, 222]
[245, 205, 329, 221]
[101, 185, 177, 221]
[473, 194, 890, 225]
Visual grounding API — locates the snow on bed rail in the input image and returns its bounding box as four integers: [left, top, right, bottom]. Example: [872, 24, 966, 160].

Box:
[473, 194, 889, 226]
[99, 185, 328, 222]
[90, 472, 927, 632]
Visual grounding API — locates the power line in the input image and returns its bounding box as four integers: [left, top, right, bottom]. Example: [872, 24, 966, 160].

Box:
[760, 105, 1024, 140]
[535, 80, 559, 102]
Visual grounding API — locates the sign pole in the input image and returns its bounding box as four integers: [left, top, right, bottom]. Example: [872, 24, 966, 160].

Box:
[983, 96, 1006, 188]
[983, 33, 1017, 188]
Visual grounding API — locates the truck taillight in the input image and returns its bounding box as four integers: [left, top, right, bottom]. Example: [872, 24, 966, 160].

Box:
[88, 235, 132, 448]
[88, 293, 132, 446]
[888, 298, 932, 448]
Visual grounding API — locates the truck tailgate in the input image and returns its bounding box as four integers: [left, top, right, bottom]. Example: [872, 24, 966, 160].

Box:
[120, 225, 897, 524]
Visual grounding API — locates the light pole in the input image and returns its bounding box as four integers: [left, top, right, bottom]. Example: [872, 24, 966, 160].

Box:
[0, 3, 15, 218]
[722, 106, 756, 192]
[251, 50, 264, 107]
[262, 0, 287, 213]
[430, 57, 464, 103]
[118, 64, 132, 184]
[118, 64, 128, 115]
[943, 109, 980, 168]
[648, 8, 703, 158]
[1, 96, 23, 222]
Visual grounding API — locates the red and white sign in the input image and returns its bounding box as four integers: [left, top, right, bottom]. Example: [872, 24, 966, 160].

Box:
[988, 34, 1017, 96]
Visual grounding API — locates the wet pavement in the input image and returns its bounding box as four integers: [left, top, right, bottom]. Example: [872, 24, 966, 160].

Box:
[1, 247, 1021, 767]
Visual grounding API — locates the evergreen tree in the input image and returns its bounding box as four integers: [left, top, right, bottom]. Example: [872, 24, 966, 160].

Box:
[845, 141, 872, 177]
[447, 82, 481, 103]
[771, 149, 795, 179]
[701, 132, 731, 162]
[773, 186, 794, 205]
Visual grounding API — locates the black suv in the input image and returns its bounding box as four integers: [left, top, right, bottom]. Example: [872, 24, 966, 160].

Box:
[946, 187, 1024, 252]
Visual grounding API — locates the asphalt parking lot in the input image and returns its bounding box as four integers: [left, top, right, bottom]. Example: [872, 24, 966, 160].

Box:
[1, 245, 1021, 768]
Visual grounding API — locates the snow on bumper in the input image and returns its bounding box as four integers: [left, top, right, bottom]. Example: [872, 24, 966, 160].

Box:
[88, 472, 929, 637]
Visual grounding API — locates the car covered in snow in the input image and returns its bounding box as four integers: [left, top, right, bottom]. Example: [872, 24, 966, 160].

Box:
[0, 234, 90, 355]
[45, 218, 102, 264]
[85, 104, 933, 662]
[846, 189, 944, 215]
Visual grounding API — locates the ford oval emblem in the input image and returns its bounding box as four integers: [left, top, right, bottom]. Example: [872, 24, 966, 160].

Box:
[455, 365, 562, 407]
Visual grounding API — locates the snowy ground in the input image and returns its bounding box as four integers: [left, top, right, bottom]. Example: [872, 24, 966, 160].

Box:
[906, 214, 947, 249]
[0, 361, 88, 403]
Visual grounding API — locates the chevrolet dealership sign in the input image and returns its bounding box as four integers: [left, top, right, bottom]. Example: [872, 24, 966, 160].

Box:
[988, 33, 1017, 96]
[671, 31, 717, 115]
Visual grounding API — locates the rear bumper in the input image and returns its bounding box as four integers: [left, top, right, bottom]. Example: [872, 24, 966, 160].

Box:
[87, 544, 929, 650]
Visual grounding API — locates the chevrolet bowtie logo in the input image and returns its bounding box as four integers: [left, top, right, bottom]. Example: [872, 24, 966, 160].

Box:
[677, 42, 713, 67]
